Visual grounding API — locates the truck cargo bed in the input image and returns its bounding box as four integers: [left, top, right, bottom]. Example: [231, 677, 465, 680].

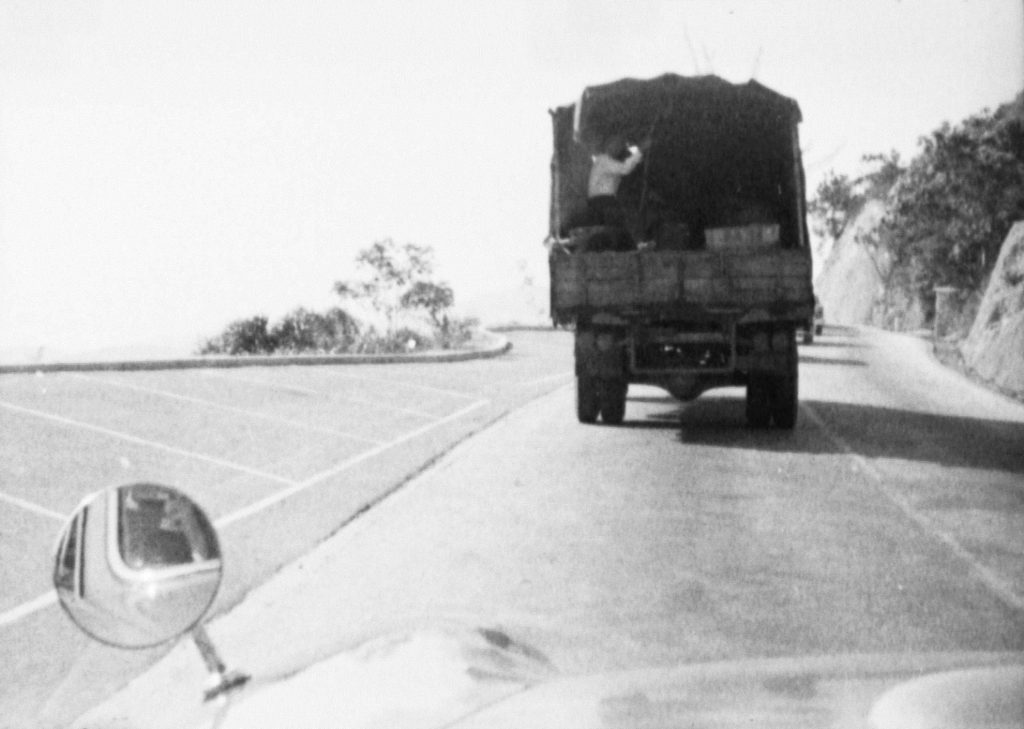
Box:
[550, 248, 813, 319]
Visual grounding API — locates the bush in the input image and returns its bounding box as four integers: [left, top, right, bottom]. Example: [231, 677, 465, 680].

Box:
[199, 239, 470, 357]
[269, 307, 361, 353]
[198, 316, 276, 355]
[436, 315, 479, 350]
[345, 326, 433, 354]
[878, 95, 1024, 309]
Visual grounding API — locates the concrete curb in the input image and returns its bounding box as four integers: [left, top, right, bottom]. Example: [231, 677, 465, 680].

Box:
[0, 332, 512, 375]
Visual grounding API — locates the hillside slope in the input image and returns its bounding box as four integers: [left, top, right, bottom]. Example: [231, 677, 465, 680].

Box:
[960, 222, 1024, 399]
[814, 200, 888, 326]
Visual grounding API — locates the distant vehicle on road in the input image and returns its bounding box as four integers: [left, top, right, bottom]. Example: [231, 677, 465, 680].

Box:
[801, 295, 825, 344]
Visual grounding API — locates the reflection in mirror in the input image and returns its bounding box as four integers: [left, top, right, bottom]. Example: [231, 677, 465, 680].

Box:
[53, 483, 222, 649]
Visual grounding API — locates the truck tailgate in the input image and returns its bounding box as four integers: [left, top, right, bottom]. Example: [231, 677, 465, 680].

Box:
[550, 249, 813, 317]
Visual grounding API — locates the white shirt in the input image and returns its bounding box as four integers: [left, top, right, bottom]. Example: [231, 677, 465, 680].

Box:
[588, 147, 644, 197]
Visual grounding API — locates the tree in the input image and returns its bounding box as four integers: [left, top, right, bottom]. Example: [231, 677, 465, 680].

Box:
[400, 281, 455, 329]
[858, 150, 904, 199]
[808, 171, 863, 243]
[878, 96, 1024, 310]
[333, 238, 436, 332]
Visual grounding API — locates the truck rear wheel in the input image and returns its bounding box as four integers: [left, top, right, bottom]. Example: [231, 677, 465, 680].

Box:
[599, 378, 628, 425]
[769, 333, 799, 429]
[745, 374, 771, 428]
[576, 375, 600, 423]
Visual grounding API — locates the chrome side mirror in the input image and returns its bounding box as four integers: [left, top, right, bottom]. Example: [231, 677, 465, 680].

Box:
[54, 483, 248, 700]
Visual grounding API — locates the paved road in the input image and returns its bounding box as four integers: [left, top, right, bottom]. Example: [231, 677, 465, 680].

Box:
[5, 325, 1024, 727]
[0, 330, 572, 728]
[312, 324, 1024, 675]
[71, 322, 1024, 729]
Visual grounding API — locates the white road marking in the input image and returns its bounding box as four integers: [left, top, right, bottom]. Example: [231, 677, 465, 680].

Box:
[216, 397, 490, 528]
[71, 374, 384, 445]
[0, 395, 489, 629]
[326, 392, 439, 420]
[0, 591, 58, 628]
[207, 371, 442, 418]
[0, 491, 66, 521]
[518, 373, 572, 388]
[319, 370, 483, 401]
[0, 401, 297, 487]
[200, 371, 322, 396]
[802, 403, 1024, 613]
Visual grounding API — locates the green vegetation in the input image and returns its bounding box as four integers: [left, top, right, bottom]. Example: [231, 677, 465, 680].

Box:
[198, 239, 477, 356]
[810, 93, 1024, 330]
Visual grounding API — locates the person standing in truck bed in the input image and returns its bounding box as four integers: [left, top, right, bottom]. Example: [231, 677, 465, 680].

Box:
[587, 134, 646, 228]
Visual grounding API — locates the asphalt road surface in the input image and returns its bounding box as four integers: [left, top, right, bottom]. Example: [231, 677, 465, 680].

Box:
[0, 330, 571, 728]
[4, 325, 1024, 727]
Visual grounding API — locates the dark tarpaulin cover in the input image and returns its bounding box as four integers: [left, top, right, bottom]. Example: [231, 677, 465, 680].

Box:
[574, 73, 802, 149]
[550, 73, 807, 244]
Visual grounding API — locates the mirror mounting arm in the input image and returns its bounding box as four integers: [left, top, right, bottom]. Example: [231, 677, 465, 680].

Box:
[191, 625, 250, 702]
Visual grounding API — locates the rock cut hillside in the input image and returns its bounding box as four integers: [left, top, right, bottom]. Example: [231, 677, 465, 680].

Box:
[814, 199, 888, 326]
[961, 222, 1024, 398]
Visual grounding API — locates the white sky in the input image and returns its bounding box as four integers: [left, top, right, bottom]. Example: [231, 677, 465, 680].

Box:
[1, 0, 1022, 355]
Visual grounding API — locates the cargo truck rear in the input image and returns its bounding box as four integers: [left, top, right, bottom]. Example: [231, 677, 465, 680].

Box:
[547, 74, 815, 427]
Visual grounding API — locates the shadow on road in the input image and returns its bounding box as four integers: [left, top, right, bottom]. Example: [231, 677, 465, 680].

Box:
[668, 397, 1024, 476]
[803, 339, 870, 350]
[798, 355, 867, 367]
[821, 324, 860, 337]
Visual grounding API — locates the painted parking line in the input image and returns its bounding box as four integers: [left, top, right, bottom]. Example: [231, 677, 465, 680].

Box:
[0, 401, 297, 487]
[217, 396, 490, 528]
[320, 370, 484, 401]
[518, 373, 573, 388]
[0, 592, 58, 629]
[205, 371, 442, 419]
[0, 395, 489, 629]
[802, 402, 1024, 613]
[321, 392, 440, 420]
[200, 371, 323, 397]
[0, 491, 66, 521]
[71, 374, 384, 445]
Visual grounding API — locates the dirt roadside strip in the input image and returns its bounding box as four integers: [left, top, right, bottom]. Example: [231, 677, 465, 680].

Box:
[0, 332, 512, 375]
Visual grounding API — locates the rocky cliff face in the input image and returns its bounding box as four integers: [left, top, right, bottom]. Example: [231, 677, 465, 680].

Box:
[814, 200, 887, 326]
[815, 202, 1023, 400]
[960, 222, 1024, 398]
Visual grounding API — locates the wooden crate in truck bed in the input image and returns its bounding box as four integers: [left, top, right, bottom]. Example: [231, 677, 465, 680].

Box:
[550, 249, 812, 315]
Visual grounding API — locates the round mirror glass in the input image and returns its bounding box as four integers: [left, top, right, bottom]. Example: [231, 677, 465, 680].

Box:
[53, 483, 222, 648]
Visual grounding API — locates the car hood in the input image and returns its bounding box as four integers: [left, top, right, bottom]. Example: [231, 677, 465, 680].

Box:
[186, 626, 1022, 729]
[451, 651, 1024, 729]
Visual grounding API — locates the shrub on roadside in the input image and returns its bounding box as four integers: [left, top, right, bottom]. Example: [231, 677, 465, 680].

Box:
[198, 315, 277, 355]
[198, 239, 475, 357]
[435, 315, 479, 350]
[269, 307, 361, 353]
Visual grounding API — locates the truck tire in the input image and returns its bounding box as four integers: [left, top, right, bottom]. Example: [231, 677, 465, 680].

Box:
[599, 378, 628, 425]
[769, 334, 799, 429]
[745, 374, 771, 428]
[576, 375, 600, 424]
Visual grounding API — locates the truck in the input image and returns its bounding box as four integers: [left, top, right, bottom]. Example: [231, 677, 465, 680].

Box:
[547, 74, 815, 428]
